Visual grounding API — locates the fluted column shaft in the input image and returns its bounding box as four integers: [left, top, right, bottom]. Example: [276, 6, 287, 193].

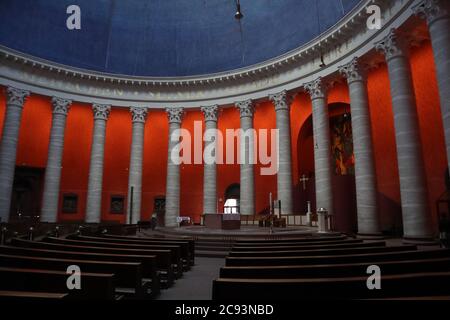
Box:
[236, 100, 255, 215]
[414, 0, 450, 173]
[376, 29, 433, 239]
[0, 87, 29, 222]
[305, 78, 334, 215]
[41, 97, 72, 223]
[85, 104, 111, 223]
[201, 105, 218, 215]
[165, 108, 184, 227]
[340, 59, 380, 235]
[269, 91, 294, 215]
[127, 107, 148, 224]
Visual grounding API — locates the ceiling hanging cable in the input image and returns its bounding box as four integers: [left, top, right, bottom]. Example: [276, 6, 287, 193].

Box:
[316, 0, 326, 68]
[234, 0, 245, 64]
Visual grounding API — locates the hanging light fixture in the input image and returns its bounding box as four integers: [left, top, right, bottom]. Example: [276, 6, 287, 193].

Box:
[235, 0, 244, 20]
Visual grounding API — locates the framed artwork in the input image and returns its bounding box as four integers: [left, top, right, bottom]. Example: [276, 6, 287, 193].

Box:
[110, 195, 125, 214]
[62, 193, 78, 213]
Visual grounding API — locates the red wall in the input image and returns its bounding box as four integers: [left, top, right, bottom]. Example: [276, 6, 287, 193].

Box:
[0, 39, 446, 231]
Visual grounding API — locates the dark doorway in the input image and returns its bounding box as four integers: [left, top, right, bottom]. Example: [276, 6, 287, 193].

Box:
[9, 166, 45, 223]
[224, 183, 240, 214]
[153, 196, 166, 227]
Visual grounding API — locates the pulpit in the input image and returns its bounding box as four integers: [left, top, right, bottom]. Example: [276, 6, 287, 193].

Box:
[203, 214, 241, 230]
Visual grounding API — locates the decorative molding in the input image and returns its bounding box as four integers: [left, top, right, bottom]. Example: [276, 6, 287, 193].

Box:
[0, 0, 419, 108]
[412, 0, 449, 25]
[92, 104, 111, 120]
[269, 91, 293, 111]
[130, 107, 148, 123]
[339, 57, 366, 84]
[304, 78, 327, 100]
[6, 86, 29, 107]
[51, 97, 71, 115]
[375, 28, 409, 61]
[166, 107, 184, 124]
[201, 105, 219, 122]
[235, 99, 254, 118]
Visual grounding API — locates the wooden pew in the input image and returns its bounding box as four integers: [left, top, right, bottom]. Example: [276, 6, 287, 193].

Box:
[5, 240, 166, 290]
[228, 245, 414, 258]
[224, 247, 450, 267]
[220, 257, 450, 279]
[69, 234, 193, 269]
[99, 234, 195, 266]
[212, 272, 450, 300]
[234, 235, 347, 244]
[231, 241, 385, 252]
[0, 254, 148, 298]
[0, 267, 115, 299]
[44, 237, 184, 277]
[234, 238, 361, 247]
[0, 290, 68, 301]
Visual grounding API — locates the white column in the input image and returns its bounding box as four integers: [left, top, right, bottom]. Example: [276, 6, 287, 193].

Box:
[413, 0, 450, 173]
[304, 78, 334, 215]
[165, 107, 184, 227]
[0, 87, 29, 223]
[127, 107, 148, 224]
[201, 105, 219, 215]
[235, 100, 255, 215]
[85, 104, 111, 223]
[269, 91, 294, 215]
[41, 97, 72, 223]
[339, 58, 381, 236]
[375, 29, 433, 240]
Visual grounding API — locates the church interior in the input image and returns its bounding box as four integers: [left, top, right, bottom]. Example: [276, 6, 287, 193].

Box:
[0, 0, 450, 304]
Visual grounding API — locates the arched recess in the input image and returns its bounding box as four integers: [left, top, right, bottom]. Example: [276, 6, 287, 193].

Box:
[296, 102, 357, 233]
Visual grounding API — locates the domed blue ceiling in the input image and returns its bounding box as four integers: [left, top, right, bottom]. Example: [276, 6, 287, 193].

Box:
[0, 0, 361, 77]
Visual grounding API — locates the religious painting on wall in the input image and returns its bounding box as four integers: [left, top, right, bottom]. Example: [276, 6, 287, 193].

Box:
[62, 193, 78, 213]
[110, 195, 125, 214]
[330, 114, 355, 175]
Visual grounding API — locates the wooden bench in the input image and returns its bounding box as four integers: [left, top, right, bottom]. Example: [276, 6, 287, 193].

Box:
[100, 234, 195, 266]
[234, 238, 360, 247]
[44, 237, 184, 277]
[212, 272, 450, 300]
[70, 234, 193, 269]
[5, 239, 165, 290]
[220, 257, 450, 279]
[0, 290, 68, 301]
[234, 235, 347, 244]
[228, 245, 415, 258]
[0, 267, 115, 299]
[231, 241, 385, 252]
[224, 248, 450, 267]
[0, 253, 149, 298]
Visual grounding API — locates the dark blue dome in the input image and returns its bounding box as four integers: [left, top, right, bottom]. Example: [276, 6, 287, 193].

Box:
[0, 0, 361, 77]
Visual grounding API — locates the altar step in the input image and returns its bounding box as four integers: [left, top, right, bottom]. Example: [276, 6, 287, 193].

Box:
[195, 240, 233, 257]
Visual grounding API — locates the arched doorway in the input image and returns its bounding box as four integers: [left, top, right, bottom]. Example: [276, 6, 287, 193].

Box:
[296, 103, 357, 233]
[224, 183, 240, 214]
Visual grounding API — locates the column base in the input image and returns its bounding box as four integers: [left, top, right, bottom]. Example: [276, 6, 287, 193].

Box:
[402, 236, 439, 246]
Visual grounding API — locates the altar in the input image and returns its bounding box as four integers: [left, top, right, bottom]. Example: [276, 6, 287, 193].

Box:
[203, 213, 241, 230]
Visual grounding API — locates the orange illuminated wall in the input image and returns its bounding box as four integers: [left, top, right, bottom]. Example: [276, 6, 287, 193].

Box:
[0, 37, 446, 231]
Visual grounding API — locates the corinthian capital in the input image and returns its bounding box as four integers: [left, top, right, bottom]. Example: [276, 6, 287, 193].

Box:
[130, 107, 148, 123]
[51, 97, 72, 116]
[235, 99, 254, 118]
[339, 57, 366, 84]
[304, 78, 327, 100]
[375, 29, 409, 61]
[413, 0, 449, 25]
[6, 87, 30, 107]
[166, 107, 184, 124]
[201, 105, 219, 122]
[92, 104, 111, 120]
[269, 91, 292, 112]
